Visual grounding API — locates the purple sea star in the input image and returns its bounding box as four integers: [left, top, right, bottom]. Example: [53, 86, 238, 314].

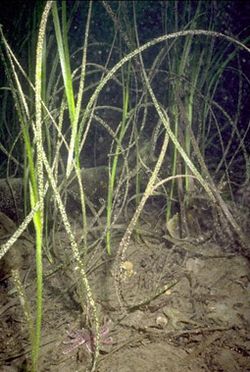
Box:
[62, 321, 112, 354]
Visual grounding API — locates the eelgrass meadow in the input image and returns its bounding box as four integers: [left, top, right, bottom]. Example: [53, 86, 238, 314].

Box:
[0, 1, 249, 371]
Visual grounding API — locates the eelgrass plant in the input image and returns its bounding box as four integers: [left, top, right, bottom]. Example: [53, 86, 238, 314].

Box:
[0, 1, 249, 371]
[156, 1, 250, 229]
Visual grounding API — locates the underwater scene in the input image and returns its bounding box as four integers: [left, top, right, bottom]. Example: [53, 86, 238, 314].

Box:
[0, 1, 250, 371]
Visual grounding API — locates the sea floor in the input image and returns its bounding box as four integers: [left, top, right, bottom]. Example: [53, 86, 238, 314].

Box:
[0, 201, 250, 372]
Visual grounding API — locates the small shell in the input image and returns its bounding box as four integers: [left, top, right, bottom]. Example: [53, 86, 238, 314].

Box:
[155, 314, 168, 328]
[121, 260, 135, 278]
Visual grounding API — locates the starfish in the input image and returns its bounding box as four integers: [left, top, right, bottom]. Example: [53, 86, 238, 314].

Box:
[62, 321, 112, 354]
